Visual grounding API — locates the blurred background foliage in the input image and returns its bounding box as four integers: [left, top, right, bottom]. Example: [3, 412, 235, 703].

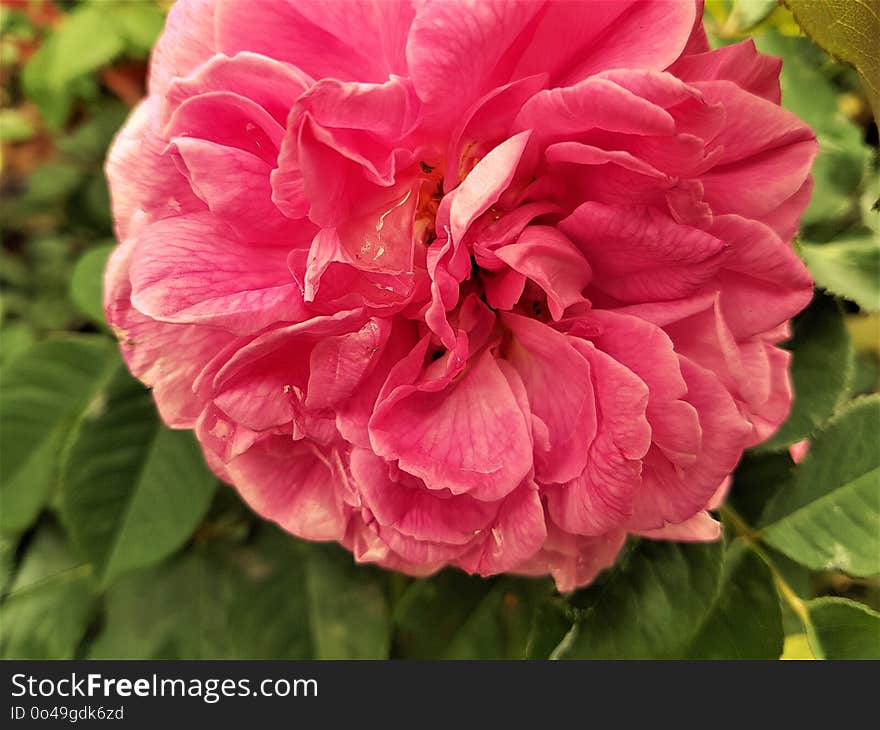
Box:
[0, 0, 878, 660]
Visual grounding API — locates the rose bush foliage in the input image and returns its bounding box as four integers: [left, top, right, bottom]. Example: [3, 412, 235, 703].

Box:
[103, 0, 817, 590]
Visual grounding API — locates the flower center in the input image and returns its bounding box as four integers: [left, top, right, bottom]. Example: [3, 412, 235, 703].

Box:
[414, 160, 444, 246]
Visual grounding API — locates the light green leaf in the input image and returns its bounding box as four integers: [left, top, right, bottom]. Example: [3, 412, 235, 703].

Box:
[755, 32, 871, 228]
[20, 5, 124, 128]
[69, 244, 114, 327]
[759, 293, 854, 451]
[860, 174, 879, 234]
[60, 369, 216, 585]
[0, 337, 119, 534]
[761, 396, 880, 576]
[786, 0, 880, 117]
[0, 528, 94, 659]
[781, 633, 817, 660]
[0, 323, 35, 366]
[394, 571, 568, 659]
[44, 5, 125, 90]
[106, 2, 166, 54]
[728, 0, 779, 32]
[20, 35, 73, 130]
[0, 108, 36, 144]
[801, 236, 880, 313]
[806, 597, 880, 659]
[552, 541, 725, 659]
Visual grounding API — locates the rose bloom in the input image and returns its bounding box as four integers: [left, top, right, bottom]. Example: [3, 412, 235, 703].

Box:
[105, 0, 815, 591]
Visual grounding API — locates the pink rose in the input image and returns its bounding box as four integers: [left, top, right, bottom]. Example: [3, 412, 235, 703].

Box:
[105, 0, 815, 591]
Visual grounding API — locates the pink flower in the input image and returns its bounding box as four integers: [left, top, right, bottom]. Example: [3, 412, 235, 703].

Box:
[105, 0, 815, 591]
[789, 439, 810, 464]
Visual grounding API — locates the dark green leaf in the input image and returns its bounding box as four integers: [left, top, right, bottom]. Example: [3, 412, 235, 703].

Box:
[394, 572, 567, 659]
[685, 543, 784, 659]
[0, 528, 94, 659]
[60, 368, 216, 585]
[0, 533, 16, 595]
[90, 536, 310, 660]
[0, 337, 119, 534]
[761, 396, 880, 576]
[56, 102, 129, 163]
[729, 451, 796, 525]
[806, 597, 880, 659]
[89, 533, 390, 660]
[758, 293, 853, 451]
[552, 541, 724, 659]
[305, 545, 391, 659]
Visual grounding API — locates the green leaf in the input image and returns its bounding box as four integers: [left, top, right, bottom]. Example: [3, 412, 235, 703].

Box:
[87, 553, 233, 660]
[20, 36, 73, 130]
[727, 0, 779, 32]
[860, 174, 879, 234]
[22, 162, 83, 206]
[0, 337, 119, 534]
[393, 572, 568, 659]
[684, 543, 784, 659]
[755, 32, 871, 229]
[0, 108, 36, 144]
[55, 102, 129, 164]
[758, 293, 854, 451]
[305, 545, 391, 659]
[0, 528, 94, 659]
[781, 633, 817, 660]
[107, 2, 166, 55]
[555, 541, 783, 659]
[20, 5, 127, 129]
[43, 5, 125, 90]
[552, 541, 725, 659]
[89, 534, 391, 660]
[729, 451, 796, 525]
[0, 533, 16, 595]
[785, 0, 880, 117]
[60, 368, 216, 585]
[801, 236, 880, 313]
[761, 396, 880, 576]
[0, 323, 35, 366]
[89, 538, 310, 660]
[806, 597, 880, 659]
[69, 244, 113, 327]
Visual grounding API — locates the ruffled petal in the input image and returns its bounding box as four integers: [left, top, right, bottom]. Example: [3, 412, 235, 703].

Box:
[502, 313, 597, 484]
[128, 213, 309, 334]
[545, 338, 651, 536]
[215, 0, 412, 83]
[370, 345, 533, 501]
[227, 438, 347, 541]
[561, 202, 726, 303]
